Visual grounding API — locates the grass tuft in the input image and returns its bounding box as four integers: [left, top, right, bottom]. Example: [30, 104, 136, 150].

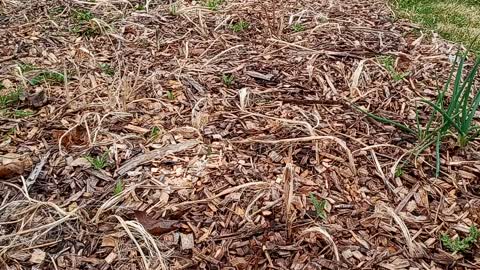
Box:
[86, 152, 109, 170]
[71, 9, 102, 36]
[73, 9, 94, 22]
[100, 63, 115, 76]
[378, 55, 410, 82]
[0, 88, 23, 108]
[205, 0, 224, 11]
[291, 23, 305, 32]
[13, 109, 33, 118]
[230, 20, 249, 32]
[29, 71, 65, 86]
[392, 0, 480, 51]
[222, 74, 234, 87]
[114, 179, 124, 195]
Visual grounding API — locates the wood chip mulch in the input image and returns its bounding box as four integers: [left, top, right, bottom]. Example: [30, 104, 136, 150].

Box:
[1, 0, 479, 269]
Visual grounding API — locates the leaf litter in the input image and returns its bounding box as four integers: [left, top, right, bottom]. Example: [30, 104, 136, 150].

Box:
[0, 0, 479, 269]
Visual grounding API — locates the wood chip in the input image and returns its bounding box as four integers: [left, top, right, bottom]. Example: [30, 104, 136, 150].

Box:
[29, 249, 46, 264]
[115, 140, 199, 176]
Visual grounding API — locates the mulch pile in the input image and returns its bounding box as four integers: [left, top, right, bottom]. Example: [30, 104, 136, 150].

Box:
[1, 0, 479, 269]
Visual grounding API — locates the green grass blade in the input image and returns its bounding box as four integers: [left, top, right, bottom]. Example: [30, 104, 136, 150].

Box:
[421, 99, 465, 137]
[460, 58, 480, 133]
[415, 103, 422, 138]
[435, 133, 441, 177]
[447, 54, 466, 117]
[353, 106, 415, 134]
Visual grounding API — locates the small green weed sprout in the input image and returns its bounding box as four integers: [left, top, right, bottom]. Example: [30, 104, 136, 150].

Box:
[394, 166, 405, 177]
[222, 74, 234, 87]
[309, 193, 327, 220]
[230, 20, 249, 32]
[150, 126, 161, 140]
[71, 9, 102, 36]
[205, 0, 224, 11]
[169, 3, 179, 15]
[441, 226, 479, 253]
[291, 23, 305, 32]
[29, 71, 65, 86]
[167, 90, 175, 100]
[378, 55, 409, 82]
[13, 110, 33, 118]
[100, 63, 114, 76]
[135, 4, 145, 10]
[0, 88, 23, 108]
[114, 179, 124, 195]
[86, 152, 109, 170]
[73, 9, 94, 22]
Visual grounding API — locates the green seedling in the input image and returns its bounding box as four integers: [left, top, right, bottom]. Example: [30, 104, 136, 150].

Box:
[73, 9, 94, 22]
[205, 0, 224, 11]
[441, 226, 479, 253]
[378, 55, 410, 82]
[86, 152, 109, 170]
[309, 193, 327, 220]
[230, 20, 249, 32]
[291, 22, 305, 32]
[167, 90, 175, 100]
[114, 179, 124, 195]
[100, 63, 114, 76]
[222, 74, 234, 87]
[29, 71, 65, 86]
[135, 4, 145, 10]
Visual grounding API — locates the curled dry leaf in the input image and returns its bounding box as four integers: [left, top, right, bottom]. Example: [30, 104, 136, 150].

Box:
[0, 153, 32, 179]
[134, 211, 181, 235]
[52, 126, 88, 148]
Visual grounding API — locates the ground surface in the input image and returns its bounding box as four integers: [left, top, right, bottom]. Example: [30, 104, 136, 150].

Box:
[1, 0, 480, 269]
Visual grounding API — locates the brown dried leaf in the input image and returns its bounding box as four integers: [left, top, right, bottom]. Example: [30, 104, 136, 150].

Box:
[52, 126, 88, 148]
[0, 154, 32, 179]
[134, 211, 181, 235]
[29, 249, 46, 264]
